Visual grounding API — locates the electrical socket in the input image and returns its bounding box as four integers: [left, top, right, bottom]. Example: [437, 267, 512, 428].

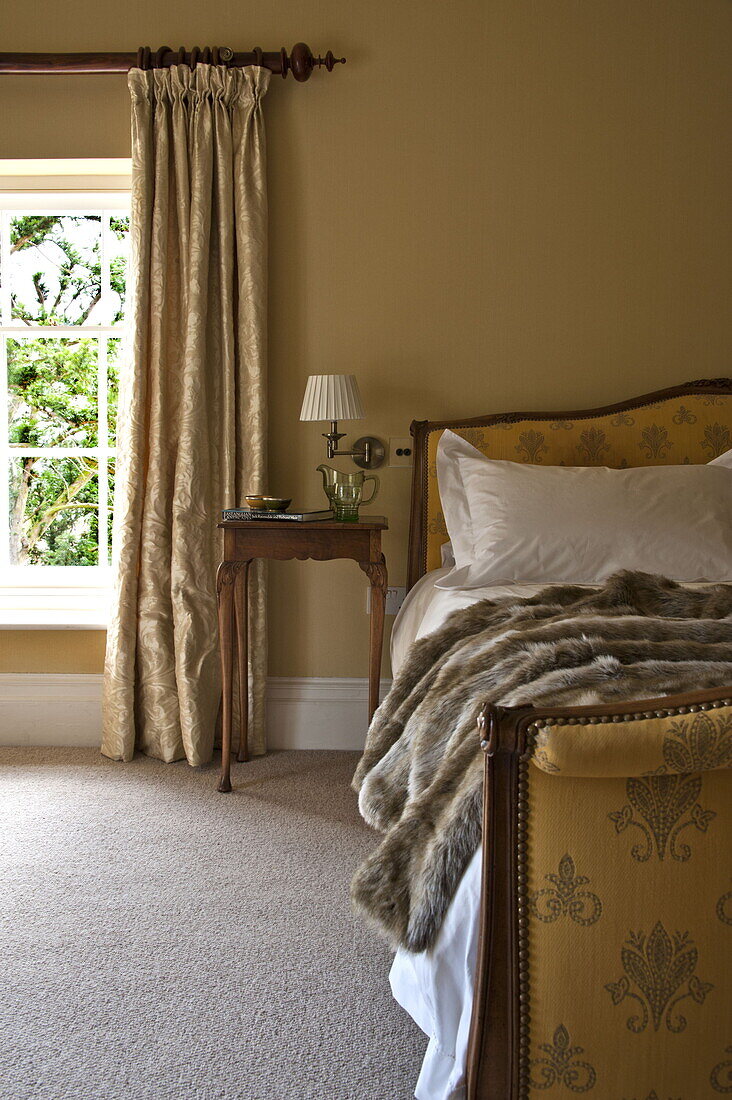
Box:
[389, 437, 414, 467]
[366, 585, 406, 615]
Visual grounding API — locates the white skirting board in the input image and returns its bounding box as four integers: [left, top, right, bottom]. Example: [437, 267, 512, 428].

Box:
[0, 674, 392, 750]
[266, 677, 391, 750]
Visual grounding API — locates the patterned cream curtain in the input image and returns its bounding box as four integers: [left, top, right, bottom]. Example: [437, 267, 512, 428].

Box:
[102, 65, 269, 765]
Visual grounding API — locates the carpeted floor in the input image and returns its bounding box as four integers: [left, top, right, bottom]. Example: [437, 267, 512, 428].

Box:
[0, 748, 425, 1100]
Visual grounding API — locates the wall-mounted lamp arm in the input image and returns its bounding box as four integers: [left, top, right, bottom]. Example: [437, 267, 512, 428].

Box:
[322, 422, 384, 469]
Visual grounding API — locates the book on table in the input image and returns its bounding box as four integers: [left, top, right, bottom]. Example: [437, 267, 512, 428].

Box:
[222, 508, 334, 522]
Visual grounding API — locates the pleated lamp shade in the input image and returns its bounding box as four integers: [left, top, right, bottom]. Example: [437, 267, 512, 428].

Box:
[299, 374, 365, 422]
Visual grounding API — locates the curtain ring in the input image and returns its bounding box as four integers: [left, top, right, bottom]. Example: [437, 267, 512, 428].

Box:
[190, 46, 200, 70]
[137, 46, 151, 70]
[177, 46, 186, 65]
[252, 46, 263, 67]
[201, 46, 211, 64]
[155, 45, 171, 69]
[212, 46, 220, 65]
[220, 46, 234, 65]
[279, 45, 289, 78]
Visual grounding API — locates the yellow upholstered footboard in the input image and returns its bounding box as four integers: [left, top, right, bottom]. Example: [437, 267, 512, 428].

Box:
[467, 693, 732, 1099]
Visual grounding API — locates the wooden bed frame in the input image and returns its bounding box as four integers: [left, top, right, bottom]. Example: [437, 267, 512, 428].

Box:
[404, 378, 732, 1099]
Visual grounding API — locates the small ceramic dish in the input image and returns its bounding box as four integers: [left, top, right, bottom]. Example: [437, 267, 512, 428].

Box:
[244, 495, 292, 511]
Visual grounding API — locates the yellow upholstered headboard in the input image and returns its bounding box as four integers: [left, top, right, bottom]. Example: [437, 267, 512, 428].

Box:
[406, 379, 732, 588]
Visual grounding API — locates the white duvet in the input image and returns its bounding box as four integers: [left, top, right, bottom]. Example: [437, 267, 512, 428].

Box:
[388, 569, 567, 1100]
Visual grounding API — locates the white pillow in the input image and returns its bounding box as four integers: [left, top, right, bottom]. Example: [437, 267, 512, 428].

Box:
[435, 429, 732, 588]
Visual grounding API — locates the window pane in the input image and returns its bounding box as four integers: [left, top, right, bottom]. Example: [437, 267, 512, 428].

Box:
[7, 336, 99, 447]
[107, 336, 122, 445]
[8, 455, 99, 566]
[107, 215, 130, 325]
[107, 458, 115, 564]
[9, 214, 102, 326]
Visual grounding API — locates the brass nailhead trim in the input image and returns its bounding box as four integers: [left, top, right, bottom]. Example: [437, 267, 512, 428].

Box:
[528, 697, 732, 736]
[516, 749, 533, 1097]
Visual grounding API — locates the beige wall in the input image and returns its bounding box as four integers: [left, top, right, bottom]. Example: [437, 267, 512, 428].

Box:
[1, 0, 730, 678]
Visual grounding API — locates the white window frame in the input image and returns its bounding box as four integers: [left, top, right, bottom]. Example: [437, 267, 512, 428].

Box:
[0, 160, 131, 628]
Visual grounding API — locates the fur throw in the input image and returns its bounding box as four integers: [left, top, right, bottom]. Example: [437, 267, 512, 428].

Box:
[351, 570, 732, 952]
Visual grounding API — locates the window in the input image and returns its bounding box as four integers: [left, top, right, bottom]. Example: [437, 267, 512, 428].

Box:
[0, 161, 131, 626]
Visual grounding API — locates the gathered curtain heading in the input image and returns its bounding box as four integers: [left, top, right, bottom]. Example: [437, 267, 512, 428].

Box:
[129, 63, 270, 108]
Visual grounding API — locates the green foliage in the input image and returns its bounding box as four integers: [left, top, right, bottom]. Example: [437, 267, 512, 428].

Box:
[8, 338, 98, 447]
[109, 216, 129, 326]
[6, 213, 128, 566]
[10, 214, 102, 326]
[107, 338, 122, 444]
[9, 457, 99, 566]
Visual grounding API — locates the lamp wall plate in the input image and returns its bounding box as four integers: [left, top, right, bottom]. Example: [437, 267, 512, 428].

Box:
[352, 436, 386, 469]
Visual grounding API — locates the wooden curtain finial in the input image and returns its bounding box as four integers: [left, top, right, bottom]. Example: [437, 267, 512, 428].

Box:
[288, 42, 312, 82]
[313, 49, 346, 73]
[285, 43, 346, 81]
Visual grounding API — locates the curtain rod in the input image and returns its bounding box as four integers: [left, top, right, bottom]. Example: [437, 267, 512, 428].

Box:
[0, 44, 346, 82]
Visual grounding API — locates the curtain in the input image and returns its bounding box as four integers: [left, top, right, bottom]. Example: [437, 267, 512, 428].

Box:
[102, 64, 269, 765]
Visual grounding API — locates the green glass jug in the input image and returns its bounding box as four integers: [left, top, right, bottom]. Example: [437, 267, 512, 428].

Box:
[317, 464, 379, 522]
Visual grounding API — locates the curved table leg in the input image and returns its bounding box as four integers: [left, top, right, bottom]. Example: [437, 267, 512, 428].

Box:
[217, 561, 250, 792]
[359, 554, 388, 723]
[217, 562, 236, 792]
[234, 560, 251, 762]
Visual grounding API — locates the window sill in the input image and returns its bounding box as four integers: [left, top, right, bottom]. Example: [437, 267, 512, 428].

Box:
[0, 588, 110, 629]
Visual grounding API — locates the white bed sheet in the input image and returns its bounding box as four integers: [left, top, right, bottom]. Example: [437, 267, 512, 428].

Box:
[390, 566, 556, 676]
[388, 568, 560, 1100]
[390, 848, 482, 1100]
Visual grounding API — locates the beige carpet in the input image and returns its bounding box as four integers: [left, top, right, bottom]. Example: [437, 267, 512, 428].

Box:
[0, 748, 425, 1099]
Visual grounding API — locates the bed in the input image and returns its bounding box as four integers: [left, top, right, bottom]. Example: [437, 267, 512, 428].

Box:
[369, 378, 732, 1099]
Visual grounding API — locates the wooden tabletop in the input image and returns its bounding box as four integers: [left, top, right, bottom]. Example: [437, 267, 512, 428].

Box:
[218, 515, 388, 530]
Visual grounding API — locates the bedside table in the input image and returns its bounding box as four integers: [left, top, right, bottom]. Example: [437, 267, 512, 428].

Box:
[216, 515, 388, 791]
